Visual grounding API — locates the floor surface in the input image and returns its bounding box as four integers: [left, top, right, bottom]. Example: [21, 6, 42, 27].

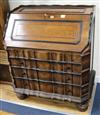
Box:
[0, 83, 96, 115]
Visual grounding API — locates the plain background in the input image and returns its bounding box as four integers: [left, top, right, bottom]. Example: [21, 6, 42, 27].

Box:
[8, 0, 100, 82]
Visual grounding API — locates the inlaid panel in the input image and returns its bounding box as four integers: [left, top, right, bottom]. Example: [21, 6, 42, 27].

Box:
[12, 21, 82, 44]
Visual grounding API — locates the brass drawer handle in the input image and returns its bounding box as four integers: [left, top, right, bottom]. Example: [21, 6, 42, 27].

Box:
[50, 15, 54, 19]
[44, 14, 55, 19]
[60, 15, 66, 18]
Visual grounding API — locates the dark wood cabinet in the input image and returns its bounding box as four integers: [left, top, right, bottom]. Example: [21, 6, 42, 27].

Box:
[5, 5, 95, 111]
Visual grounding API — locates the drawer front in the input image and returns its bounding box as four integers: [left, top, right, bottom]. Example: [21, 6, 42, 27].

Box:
[37, 61, 51, 70]
[26, 60, 36, 68]
[12, 68, 27, 77]
[36, 51, 50, 60]
[27, 70, 37, 79]
[8, 49, 24, 57]
[38, 71, 52, 81]
[63, 74, 72, 84]
[54, 84, 64, 95]
[7, 48, 90, 98]
[9, 58, 25, 67]
[29, 81, 39, 91]
[82, 54, 90, 69]
[64, 85, 72, 95]
[53, 73, 63, 82]
[40, 82, 53, 93]
[14, 78, 30, 89]
[14, 78, 24, 88]
[72, 53, 81, 63]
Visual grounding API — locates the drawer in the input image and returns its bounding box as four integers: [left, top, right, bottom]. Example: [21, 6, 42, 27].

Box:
[82, 71, 89, 85]
[64, 85, 72, 95]
[50, 52, 62, 61]
[63, 74, 72, 83]
[73, 75, 80, 85]
[63, 52, 72, 62]
[27, 70, 37, 79]
[73, 71, 89, 85]
[72, 85, 90, 97]
[36, 51, 50, 60]
[82, 54, 90, 69]
[8, 49, 24, 57]
[9, 59, 25, 67]
[39, 82, 53, 93]
[38, 71, 52, 81]
[24, 49, 35, 58]
[72, 53, 81, 63]
[72, 65, 81, 73]
[37, 61, 51, 70]
[53, 73, 63, 82]
[12, 68, 27, 77]
[63, 63, 71, 72]
[52, 63, 63, 71]
[14, 78, 24, 88]
[26, 60, 36, 68]
[23, 79, 30, 89]
[73, 86, 81, 97]
[8, 49, 19, 57]
[14, 78, 30, 89]
[54, 84, 64, 95]
[29, 80, 39, 91]
[81, 86, 89, 95]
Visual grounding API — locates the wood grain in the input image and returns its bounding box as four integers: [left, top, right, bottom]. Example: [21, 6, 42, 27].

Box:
[4, 5, 95, 112]
[4, 5, 94, 52]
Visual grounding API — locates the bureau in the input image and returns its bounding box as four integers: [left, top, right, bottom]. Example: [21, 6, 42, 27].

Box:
[4, 5, 95, 111]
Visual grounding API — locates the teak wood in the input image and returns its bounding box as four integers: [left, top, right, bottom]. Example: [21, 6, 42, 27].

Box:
[5, 5, 95, 111]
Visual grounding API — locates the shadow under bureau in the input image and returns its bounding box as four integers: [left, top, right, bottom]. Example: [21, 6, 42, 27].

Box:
[4, 5, 95, 111]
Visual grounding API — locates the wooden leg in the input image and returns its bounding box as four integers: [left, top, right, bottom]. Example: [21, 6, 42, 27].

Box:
[16, 93, 28, 100]
[76, 102, 88, 112]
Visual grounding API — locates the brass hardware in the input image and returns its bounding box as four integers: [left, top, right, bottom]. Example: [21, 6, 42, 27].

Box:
[50, 15, 54, 19]
[60, 15, 66, 18]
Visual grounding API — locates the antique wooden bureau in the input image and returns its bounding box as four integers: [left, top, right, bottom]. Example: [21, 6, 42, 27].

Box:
[4, 5, 95, 111]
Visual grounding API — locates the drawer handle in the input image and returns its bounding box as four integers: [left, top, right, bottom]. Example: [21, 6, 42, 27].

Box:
[60, 15, 66, 18]
[44, 13, 48, 17]
[20, 62, 24, 65]
[22, 73, 26, 76]
[66, 77, 70, 81]
[50, 15, 54, 19]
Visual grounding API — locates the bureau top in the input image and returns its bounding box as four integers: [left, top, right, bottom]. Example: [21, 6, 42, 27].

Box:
[13, 5, 94, 14]
[5, 5, 95, 52]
